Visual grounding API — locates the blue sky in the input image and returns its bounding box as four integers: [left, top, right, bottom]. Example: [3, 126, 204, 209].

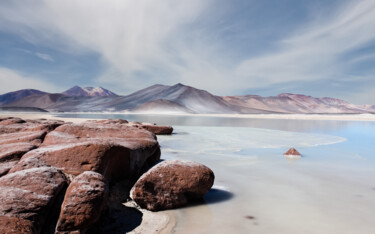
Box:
[0, 0, 374, 104]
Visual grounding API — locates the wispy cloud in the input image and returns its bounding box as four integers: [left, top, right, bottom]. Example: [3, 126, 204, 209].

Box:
[0, 0, 374, 103]
[16, 48, 54, 62]
[234, 0, 375, 88]
[35, 52, 54, 62]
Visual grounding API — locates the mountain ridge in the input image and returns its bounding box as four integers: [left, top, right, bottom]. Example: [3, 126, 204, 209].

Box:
[1, 84, 374, 114]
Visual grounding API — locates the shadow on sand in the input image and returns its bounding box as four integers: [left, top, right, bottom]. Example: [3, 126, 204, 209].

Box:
[183, 188, 234, 209]
[87, 204, 143, 234]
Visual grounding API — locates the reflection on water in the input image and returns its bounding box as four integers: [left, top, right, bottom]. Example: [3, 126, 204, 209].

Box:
[54, 113, 374, 133]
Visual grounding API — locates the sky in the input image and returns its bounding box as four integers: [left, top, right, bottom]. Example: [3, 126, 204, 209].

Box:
[0, 0, 374, 104]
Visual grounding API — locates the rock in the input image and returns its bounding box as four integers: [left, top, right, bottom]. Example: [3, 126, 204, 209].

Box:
[0, 143, 36, 177]
[0, 167, 68, 232]
[0, 216, 35, 234]
[0, 161, 19, 177]
[283, 148, 302, 156]
[0, 131, 47, 146]
[11, 121, 161, 180]
[130, 160, 215, 211]
[141, 124, 173, 135]
[0, 118, 64, 177]
[0, 142, 36, 162]
[0, 118, 63, 134]
[56, 171, 108, 232]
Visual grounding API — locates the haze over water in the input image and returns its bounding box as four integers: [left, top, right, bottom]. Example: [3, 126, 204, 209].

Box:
[57, 113, 375, 234]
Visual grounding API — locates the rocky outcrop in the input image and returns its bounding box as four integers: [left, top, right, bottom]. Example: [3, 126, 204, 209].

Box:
[283, 147, 302, 156]
[0, 167, 68, 233]
[12, 120, 162, 180]
[131, 160, 215, 211]
[0, 117, 211, 232]
[56, 171, 108, 232]
[0, 118, 63, 178]
[0, 216, 35, 234]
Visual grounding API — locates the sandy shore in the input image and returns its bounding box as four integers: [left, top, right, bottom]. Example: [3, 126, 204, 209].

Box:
[0, 112, 176, 234]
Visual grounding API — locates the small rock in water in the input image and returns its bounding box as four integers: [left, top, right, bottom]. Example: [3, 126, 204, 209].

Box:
[283, 148, 302, 157]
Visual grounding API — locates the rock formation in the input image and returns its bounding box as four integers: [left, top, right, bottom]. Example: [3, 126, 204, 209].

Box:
[130, 160, 215, 211]
[56, 171, 108, 232]
[283, 147, 302, 156]
[0, 117, 212, 233]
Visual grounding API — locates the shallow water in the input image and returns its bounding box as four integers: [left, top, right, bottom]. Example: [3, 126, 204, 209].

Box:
[56, 114, 375, 234]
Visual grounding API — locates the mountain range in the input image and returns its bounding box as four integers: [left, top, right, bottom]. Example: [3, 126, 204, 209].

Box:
[0, 84, 374, 114]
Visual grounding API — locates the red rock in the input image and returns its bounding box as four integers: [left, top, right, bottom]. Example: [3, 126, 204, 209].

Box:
[0, 117, 26, 125]
[283, 148, 302, 156]
[0, 167, 68, 232]
[0, 142, 36, 177]
[0, 160, 19, 177]
[56, 171, 108, 232]
[141, 124, 173, 135]
[32, 121, 161, 179]
[12, 133, 160, 180]
[130, 160, 215, 211]
[0, 118, 63, 134]
[0, 216, 35, 234]
[0, 142, 36, 162]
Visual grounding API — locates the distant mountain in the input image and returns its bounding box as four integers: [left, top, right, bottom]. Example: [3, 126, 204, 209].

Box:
[1, 83, 375, 114]
[0, 89, 47, 105]
[62, 86, 117, 97]
[131, 99, 195, 114]
[223, 93, 375, 114]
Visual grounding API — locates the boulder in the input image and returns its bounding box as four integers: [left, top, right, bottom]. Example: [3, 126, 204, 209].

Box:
[141, 124, 173, 135]
[0, 118, 63, 134]
[56, 171, 108, 232]
[0, 167, 68, 232]
[0, 216, 35, 234]
[0, 118, 64, 177]
[0, 143, 37, 177]
[130, 160, 215, 211]
[283, 148, 302, 156]
[11, 121, 161, 180]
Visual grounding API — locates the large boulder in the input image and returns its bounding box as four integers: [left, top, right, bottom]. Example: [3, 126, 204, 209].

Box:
[0, 142, 36, 177]
[10, 121, 161, 181]
[56, 171, 108, 232]
[0, 118, 64, 178]
[130, 160, 215, 211]
[0, 167, 68, 233]
[0, 216, 35, 234]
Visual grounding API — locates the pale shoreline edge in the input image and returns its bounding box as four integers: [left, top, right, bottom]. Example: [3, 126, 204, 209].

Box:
[2, 112, 375, 121]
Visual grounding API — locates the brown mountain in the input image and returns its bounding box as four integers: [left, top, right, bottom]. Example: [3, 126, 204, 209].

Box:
[1, 84, 374, 114]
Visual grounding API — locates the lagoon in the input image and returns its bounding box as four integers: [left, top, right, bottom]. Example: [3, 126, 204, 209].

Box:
[56, 113, 375, 234]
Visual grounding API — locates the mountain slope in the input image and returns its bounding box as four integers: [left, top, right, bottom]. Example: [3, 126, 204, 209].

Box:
[0, 89, 47, 105]
[224, 93, 375, 114]
[131, 99, 195, 114]
[2, 83, 375, 114]
[62, 86, 117, 97]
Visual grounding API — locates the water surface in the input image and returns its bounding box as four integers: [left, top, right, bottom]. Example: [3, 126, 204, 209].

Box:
[56, 113, 375, 234]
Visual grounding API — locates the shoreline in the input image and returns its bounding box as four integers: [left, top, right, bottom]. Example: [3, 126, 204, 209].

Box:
[2, 112, 375, 122]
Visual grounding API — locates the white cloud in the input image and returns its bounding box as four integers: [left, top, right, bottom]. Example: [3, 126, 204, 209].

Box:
[0, 0, 374, 102]
[234, 0, 375, 88]
[0, 67, 59, 93]
[35, 52, 54, 62]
